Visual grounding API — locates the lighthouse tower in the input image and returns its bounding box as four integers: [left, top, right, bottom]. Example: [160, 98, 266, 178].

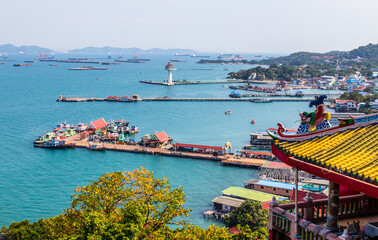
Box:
[165, 61, 176, 86]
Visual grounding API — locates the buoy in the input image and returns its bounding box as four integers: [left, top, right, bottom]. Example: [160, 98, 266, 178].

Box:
[251, 119, 256, 124]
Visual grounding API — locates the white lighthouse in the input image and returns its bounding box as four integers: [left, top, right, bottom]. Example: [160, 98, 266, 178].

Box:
[165, 61, 176, 86]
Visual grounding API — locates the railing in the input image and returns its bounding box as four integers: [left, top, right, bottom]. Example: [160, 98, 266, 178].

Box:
[269, 193, 378, 240]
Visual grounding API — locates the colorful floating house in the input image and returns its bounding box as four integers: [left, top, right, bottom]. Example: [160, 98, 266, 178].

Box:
[267, 95, 378, 239]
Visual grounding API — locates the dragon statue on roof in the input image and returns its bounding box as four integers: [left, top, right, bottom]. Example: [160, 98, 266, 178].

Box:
[297, 95, 332, 133]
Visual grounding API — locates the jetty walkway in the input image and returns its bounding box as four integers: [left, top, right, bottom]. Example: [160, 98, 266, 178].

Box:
[58, 96, 337, 103]
[63, 134, 273, 168]
[140, 80, 278, 85]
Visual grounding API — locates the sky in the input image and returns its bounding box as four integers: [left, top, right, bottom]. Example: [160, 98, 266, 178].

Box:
[1, 0, 377, 54]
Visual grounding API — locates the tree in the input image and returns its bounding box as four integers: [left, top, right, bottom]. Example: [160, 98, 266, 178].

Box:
[224, 200, 268, 238]
[3, 168, 270, 240]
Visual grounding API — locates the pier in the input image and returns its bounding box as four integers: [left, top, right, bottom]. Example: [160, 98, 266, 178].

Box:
[140, 79, 278, 85]
[58, 96, 337, 103]
[57, 134, 273, 168]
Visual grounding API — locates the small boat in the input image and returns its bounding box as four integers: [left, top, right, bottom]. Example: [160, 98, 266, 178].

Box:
[13, 63, 32, 67]
[87, 142, 105, 151]
[42, 139, 74, 149]
[128, 125, 139, 134]
[251, 119, 256, 124]
[75, 123, 87, 132]
[225, 110, 232, 114]
[229, 91, 241, 98]
[49, 64, 58, 66]
[34, 132, 55, 146]
[251, 98, 273, 103]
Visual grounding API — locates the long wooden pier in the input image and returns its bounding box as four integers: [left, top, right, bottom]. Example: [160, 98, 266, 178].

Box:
[60, 134, 270, 168]
[140, 79, 278, 85]
[59, 96, 336, 103]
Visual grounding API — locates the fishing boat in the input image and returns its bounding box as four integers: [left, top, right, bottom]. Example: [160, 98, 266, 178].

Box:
[87, 142, 105, 151]
[225, 110, 232, 114]
[128, 125, 139, 134]
[75, 123, 87, 132]
[169, 59, 187, 62]
[34, 132, 55, 146]
[42, 139, 75, 149]
[229, 91, 241, 98]
[117, 132, 126, 144]
[251, 98, 273, 103]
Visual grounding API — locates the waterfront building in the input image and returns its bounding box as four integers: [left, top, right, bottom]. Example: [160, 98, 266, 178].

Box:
[148, 131, 172, 147]
[301, 179, 329, 192]
[244, 179, 303, 197]
[335, 99, 358, 112]
[87, 118, 107, 130]
[222, 187, 284, 202]
[212, 196, 244, 213]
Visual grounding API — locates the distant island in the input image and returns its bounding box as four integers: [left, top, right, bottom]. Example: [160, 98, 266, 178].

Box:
[0, 44, 197, 55]
[198, 43, 378, 66]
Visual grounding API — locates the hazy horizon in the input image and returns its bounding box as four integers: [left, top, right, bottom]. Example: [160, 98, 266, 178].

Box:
[1, 0, 378, 54]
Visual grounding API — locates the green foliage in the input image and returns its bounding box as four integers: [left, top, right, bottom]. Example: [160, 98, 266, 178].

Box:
[339, 92, 378, 104]
[1, 168, 268, 240]
[232, 225, 268, 240]
[224, 200, 268, 239]
[228, 65, 300, 81]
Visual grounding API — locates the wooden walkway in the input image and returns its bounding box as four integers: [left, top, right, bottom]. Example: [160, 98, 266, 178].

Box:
[62, 134, 270, 167]
[59, 97, 334, 103]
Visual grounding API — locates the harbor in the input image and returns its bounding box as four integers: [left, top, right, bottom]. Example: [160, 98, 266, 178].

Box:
[139, 79, 278, 85]
[57, 95, 338, 102]
[33, 118, 280, 168]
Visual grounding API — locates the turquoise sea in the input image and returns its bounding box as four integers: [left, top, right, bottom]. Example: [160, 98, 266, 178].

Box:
[0, 53, 341, 228]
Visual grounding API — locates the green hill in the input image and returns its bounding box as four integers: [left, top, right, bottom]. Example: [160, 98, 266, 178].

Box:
[260, 43, 378, 66]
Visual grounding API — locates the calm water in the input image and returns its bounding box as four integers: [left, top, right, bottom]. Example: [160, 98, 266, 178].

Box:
[0, 53, 340, 228]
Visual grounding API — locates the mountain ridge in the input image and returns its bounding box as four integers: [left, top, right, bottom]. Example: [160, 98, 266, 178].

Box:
[0, 44, 197, 54]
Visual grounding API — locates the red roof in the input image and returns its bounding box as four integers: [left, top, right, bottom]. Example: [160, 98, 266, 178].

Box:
[261, 201, 271, 210]
[173, 143, 224, 151]
[264, 161, 291, 169]
[89, 118, 107, 130]
[290, 189, 327, 202]
[153, 131, 172, 143]
[335, 99, 357, 104]
[244, 151, 273, 156]
[228, 225, 241, 234]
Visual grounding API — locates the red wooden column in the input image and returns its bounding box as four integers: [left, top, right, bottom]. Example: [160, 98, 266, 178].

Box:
[325, 181, 339, 231]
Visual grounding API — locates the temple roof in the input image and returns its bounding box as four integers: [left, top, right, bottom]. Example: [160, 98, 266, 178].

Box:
[274, 124, 378, 184]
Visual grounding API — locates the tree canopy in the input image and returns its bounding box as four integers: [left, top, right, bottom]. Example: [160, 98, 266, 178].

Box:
[1, 168, 268, 240]
[224, 200, 268, 238]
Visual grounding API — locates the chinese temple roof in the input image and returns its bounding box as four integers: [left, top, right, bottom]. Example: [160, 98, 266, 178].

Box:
[269, 108, 378, 198]
[273, 124, 378, 184]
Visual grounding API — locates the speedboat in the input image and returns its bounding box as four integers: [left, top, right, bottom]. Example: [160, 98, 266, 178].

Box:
[87, 142, 105, 151]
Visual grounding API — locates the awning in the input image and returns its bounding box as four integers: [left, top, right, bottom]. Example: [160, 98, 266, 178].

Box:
[173, 143, 224, 151]
[243, 151, 273, 156]
[212, 196, 244, 208]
